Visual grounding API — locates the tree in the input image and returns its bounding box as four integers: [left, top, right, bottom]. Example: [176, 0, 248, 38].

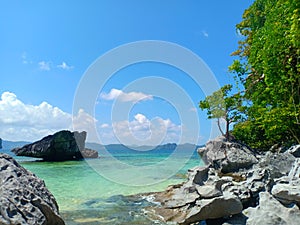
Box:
[199, 84, 245, 140]
[230, 0, 300, 149]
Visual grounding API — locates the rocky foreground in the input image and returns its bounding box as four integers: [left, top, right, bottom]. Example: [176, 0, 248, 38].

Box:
[12, 130, 98, 161]
[143, 137, 300, 225]
[0, 154, 65, 225]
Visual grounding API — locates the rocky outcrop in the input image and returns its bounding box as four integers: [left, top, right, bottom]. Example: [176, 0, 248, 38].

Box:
[0, 154, 65, 225]
[144, 137, 300, 224]
[12, 130, 98, 161]
[197, 136, 258, 173]
[245, 192, 300, 225]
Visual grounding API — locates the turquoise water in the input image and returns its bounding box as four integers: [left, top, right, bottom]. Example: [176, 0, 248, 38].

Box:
[4, 149, 203, 224]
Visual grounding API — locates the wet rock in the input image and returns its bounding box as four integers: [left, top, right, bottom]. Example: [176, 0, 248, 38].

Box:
[0, 154, 65, 225]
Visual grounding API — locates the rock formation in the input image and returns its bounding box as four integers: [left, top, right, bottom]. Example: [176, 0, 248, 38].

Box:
[0, 154, 65, 225]
[12, 130, 98, 161]
[144, 137, 300, 225]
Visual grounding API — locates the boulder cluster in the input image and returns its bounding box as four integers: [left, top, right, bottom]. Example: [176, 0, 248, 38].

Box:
[0, 154, 65, 225]
[145, 137, 300, 225]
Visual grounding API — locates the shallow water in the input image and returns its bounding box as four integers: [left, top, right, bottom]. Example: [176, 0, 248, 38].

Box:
[3, 149, 203, 224]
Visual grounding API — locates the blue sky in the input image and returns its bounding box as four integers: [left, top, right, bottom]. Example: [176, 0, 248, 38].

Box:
[0, 1, 253, 144]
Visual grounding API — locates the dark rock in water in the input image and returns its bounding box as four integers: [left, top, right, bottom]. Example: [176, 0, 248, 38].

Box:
[197, 136, 258, 173]
[81, 148, 99, 158]
[0, 153, 65, 225]
[0, 138, 2, 149]
[11, 130, 97, 161]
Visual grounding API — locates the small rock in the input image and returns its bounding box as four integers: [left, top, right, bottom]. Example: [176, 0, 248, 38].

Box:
[188, 166, 209, 185]
[81, 148, 98, 158]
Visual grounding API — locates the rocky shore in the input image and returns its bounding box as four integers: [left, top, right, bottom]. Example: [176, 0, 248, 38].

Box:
[143, 137, 300, 225]
[0, 154, 65, 225]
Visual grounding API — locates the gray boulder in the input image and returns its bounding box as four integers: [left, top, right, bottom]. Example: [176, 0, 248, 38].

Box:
[198, 137, 258, 173]
[287, 145, 300, 158]
[244, 192, 300, 225]
[259, 152, 296, 179]
[0, 154, 65, 225]
[271, 159, 300, 206]
[12, 130, 97, 161]
[272, 181, 300, 206]
[183, 195, 243, 224]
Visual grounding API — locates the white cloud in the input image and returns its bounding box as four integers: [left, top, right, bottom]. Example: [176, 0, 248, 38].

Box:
[38, 61, 51, 71]
[21, 52, 28, 64]
[100, 123, 110, 128]
[0, 91, 193, 145]
[21, 52, 34, 65]
[0, 92, 98, 142]
[202, 30, 209, 38]
[57, 62, 73, 70]
[111, 113, 181, 146]
[100, 88, 153, 102]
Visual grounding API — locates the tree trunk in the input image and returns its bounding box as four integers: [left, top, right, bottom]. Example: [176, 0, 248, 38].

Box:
[217, 118, 225, 137]
[225, 119, 230, 141]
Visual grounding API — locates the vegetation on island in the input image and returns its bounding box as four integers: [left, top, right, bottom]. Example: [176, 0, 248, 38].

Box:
[200, 0, 300, 150]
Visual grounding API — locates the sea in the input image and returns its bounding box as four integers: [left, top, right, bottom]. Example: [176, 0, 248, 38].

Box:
[1, 145, 204, 225]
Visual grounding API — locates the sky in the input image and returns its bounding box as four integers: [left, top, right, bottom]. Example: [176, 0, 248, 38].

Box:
[0, 0, 253, 145]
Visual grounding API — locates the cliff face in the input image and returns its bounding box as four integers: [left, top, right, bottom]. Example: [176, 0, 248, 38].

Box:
[0, 154, 65, 225]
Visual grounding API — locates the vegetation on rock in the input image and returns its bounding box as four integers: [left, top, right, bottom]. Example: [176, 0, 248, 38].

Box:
[200, 0, 300, 150]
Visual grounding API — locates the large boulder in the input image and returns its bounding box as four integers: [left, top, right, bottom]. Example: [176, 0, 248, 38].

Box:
[12, 130, 97, 161]
[259, 151, 296, 179]
[197, 136, 258, 173]
[0, 154, 65, 225]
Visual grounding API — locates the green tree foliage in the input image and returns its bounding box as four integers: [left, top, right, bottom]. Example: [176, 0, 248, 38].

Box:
[230, 0, 300, 150]
[199, 85, 245, 140]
